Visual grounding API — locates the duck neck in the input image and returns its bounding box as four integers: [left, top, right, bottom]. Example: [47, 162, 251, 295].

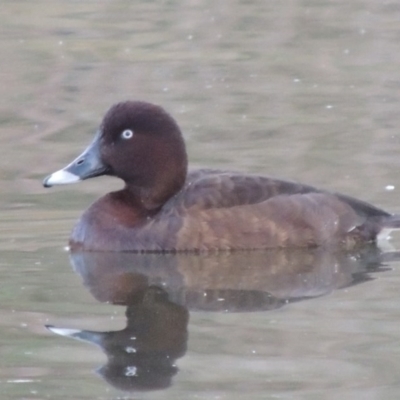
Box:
[125, 168, 187, 211]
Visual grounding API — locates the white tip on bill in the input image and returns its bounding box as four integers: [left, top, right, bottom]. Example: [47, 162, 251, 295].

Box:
[46, 326, 82, 337]
[43, 169, 80, 187]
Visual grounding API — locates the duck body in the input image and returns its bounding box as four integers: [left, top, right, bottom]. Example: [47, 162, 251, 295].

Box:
[44, 101, 399, 252]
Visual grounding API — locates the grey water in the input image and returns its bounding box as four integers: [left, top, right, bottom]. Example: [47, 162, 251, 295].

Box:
[2, 1, 400, 399]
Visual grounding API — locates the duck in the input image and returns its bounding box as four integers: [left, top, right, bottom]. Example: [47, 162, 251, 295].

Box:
[43, 101, 400, 252]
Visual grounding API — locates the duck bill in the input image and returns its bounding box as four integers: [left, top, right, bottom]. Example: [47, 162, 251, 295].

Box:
[45, 325, 105, 346]
[43, 132, 109, 188]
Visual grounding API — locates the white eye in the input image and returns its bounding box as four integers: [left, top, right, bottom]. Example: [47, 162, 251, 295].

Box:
[121, 129, 134, 139]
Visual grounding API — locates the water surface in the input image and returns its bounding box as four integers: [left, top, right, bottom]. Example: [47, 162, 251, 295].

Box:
[2, 1, 400, 399]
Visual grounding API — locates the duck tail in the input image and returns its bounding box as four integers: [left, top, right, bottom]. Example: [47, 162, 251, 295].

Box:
[374, 214, 400, 251]
[381, 214, 400, 229]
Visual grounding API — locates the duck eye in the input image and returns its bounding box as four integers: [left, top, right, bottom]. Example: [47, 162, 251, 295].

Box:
[121, 129, 134, 139]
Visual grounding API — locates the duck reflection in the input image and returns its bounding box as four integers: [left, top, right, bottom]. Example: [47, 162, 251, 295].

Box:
[47, 246, 392, 391]
[49, 283, 186, 391]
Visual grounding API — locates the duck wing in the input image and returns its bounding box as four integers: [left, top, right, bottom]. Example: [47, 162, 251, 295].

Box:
[179, 169, 390, 218]
[179, 169, 317, 209]
[156, 170, 395, 250]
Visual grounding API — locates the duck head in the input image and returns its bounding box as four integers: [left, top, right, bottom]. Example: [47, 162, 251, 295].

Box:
[43, 101, 188, 210]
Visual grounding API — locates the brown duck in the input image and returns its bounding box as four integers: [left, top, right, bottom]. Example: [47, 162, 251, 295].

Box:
[43, 101, 400, 252]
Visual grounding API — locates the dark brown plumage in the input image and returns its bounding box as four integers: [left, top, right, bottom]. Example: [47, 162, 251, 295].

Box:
[43, 101, 400, 252]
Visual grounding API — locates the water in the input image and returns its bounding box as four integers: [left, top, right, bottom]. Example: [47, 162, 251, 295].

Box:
[2, 0, 400, 398]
